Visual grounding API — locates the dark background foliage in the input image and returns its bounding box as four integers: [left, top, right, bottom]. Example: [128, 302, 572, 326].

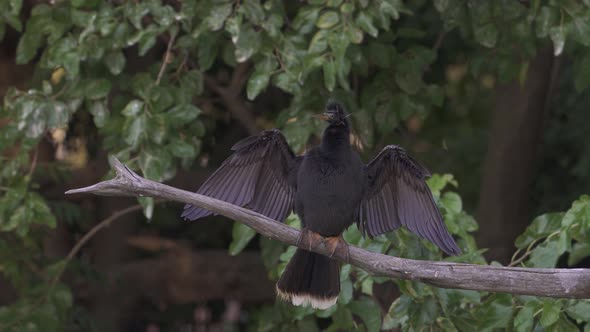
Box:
[0, 0, 589, 331]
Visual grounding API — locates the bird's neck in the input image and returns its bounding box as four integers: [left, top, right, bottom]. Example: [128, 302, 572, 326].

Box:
[320, 125, 350, 155]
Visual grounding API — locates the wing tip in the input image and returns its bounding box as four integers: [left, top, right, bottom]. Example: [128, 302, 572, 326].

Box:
[441, 238, 462, 256]
[181, 204, 211, 221]
[446, 245, 462, 256]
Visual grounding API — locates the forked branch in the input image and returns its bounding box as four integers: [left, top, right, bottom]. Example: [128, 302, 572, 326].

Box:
[65, 157, 590, 299]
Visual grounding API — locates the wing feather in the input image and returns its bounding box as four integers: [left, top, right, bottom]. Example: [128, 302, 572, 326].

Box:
[361, 145, 461, 255]
[182, 130, 299, 222]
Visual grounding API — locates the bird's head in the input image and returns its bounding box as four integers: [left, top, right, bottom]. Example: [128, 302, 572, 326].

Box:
[319, 102, 350, 126]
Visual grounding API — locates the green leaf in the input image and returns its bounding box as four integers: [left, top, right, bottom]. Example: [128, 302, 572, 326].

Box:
[89, 100, 108, 128]
[408, 296, 438, 328]
[247, 70, 270, 100]
[323, 59, 336, 91]
[293, 6, 320, 34]
[138, 148, 173, 181]
[395, 67, 422, 94]
[361, 277, 373, 295]
[138, 29, 157, 56]
[528, 241, 561, 268]
[51, 283, 73, 312]
[166, 104, 201, 125]
[104, 51, 126, 75]
[309, 30, 329, 53]
[427, 174, 457, 195]
[169, 138, 196, 159]
[473, 23, 497, 48]
[3, 205, 26, 231]
[234, 27, 261, 62]
[476, 294, 513, 331]
[569, 14, 590, 46]
[513, 306, 534, 332]
[469, 1, 497, 47]
[368, 41, 393, 68]
[540, 300, 561, 327]
[205, 4, 233, 31]
[442, 192, 462, 214]
[260, 236, 285, 273]
[349, 297, 381, 332]
[241, 0, 265, 25]
[301, 55, 325, 80]
[121, 100, 144, 117]
[356, 12, 378, 37]
[550, 25, 566, 56]
[339, 278, 353, 304]
[229, 222, 257, 255]
[536, 6, 558, 38]
[125, 114, 147, 147]
[16, 33, 42, 64]
[62, 52, 81, 78]
[180, 69, 204, 95]
[565, 300, 590, 322]
[246, 71, 270, 100]
[341, 3, 354, 14]
[347, 24, 363, 44]
[148, 114, 167, 144]
[138, 196, 154, 220]
[514, 212, 563, 249]
[43, 101, 67, 130]
[328, 30, 350, 60]
[197, 33, 219, 70]
[316, 11, 340, 29]
[85, 79, 112, 99]
[561, 195, 590, 228]
[381, 295, 413, 330]
[568, 242, 590, 266]
[273, 72, 299, 94]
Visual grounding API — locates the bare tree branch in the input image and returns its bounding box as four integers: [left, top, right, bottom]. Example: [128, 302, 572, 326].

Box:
[204, 63, 259, 135]
[65, 157, 590, 299]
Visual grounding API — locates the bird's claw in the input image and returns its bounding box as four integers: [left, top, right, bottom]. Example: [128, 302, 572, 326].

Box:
[296, 229, 350, 263]
[297, 228, 324, 252]
[324, 234, 350, 263]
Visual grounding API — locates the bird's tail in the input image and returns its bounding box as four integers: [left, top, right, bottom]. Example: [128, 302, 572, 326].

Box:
[276, 248, 340, 310]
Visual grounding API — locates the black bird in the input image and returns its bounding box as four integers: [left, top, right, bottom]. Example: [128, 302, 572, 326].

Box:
[182, 102, 460, 309]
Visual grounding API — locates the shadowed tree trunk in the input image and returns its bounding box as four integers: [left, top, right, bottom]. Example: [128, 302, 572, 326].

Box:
[476, 46, 558, 263]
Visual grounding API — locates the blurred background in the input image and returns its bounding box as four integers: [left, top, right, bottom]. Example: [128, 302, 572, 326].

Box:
[1, 0, 589, 331]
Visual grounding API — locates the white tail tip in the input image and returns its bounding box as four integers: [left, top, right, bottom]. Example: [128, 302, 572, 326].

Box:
[276, 287, 338, 310]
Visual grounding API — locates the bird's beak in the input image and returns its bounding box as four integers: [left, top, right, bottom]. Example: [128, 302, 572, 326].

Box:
[316, 113, 331, 121]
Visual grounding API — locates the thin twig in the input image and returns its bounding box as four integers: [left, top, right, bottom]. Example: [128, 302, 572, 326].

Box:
[156, 32, 177, 85]
[52, 199, 167, 286]
[204, 62, 259, 135]
[27, 148, 38, 178]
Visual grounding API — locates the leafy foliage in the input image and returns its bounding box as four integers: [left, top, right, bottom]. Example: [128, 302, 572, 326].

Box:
[1, 0, 590, 330]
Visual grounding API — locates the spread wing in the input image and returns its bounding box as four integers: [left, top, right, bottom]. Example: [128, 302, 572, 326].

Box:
[182, 129, 300, 222]
[359, 145, 461, 255]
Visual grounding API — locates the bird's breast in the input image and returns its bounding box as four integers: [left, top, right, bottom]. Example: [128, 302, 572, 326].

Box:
[295, 151, 365, 235]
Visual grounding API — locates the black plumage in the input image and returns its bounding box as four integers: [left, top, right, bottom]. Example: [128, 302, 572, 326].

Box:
[182, 101, 461, 309]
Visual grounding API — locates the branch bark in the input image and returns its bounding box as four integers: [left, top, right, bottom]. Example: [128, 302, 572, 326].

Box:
[65, 157, 590, 299]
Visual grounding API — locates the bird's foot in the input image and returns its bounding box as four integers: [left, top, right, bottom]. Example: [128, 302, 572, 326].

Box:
[324, 234, 350, 263]
[296, 228, 324, 252]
